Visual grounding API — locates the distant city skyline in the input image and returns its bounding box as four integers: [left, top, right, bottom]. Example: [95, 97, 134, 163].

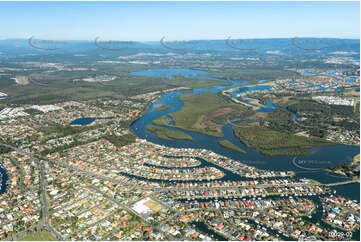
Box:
[0, 1, 359, 41]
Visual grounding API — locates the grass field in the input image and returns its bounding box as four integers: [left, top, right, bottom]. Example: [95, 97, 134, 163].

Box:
[218, 140, 246, 154]
[18, 231, 57, 241]
[146, 125, 193, 141]
[144, 199, 163, 212]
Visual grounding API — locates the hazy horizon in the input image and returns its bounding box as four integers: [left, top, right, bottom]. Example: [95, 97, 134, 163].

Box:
[0, 1, 359, 41]
[0, 36, 360, 42]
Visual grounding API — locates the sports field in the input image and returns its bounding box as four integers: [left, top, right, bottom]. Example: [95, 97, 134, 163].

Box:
[19, 231, 57, 241]
[144, 199, 163, 212]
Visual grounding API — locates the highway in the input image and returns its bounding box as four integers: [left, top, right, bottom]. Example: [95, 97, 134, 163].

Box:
[37, 158, 64, 241]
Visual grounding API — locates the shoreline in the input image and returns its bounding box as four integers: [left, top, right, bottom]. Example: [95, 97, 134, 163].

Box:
[0, 163, 9, 195]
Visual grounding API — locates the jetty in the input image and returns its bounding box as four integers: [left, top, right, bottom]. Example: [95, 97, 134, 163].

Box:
[325, 180, 359, 187]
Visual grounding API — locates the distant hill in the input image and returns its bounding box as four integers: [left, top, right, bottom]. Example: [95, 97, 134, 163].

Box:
[0, 38, 359, 56]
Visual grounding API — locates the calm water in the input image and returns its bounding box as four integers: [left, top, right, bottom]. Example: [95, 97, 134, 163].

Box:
[0, 68, 359, 238]
[304, 70, 321, 75]
[130, 68, 360, 201]
[346, 77, 357, 83]
[70, 117, 114, 125]
[0, 165, 8, 195]
[231, 85, 271, 109]
[191, 221, 228, 241]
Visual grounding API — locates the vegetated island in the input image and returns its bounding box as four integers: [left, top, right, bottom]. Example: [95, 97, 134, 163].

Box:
[260, 148, 309, 156]
[222, 82, 275, 110]
[328, 154, 360, 181]
[232, 125, 332, 156]
[146, 125, 193, 141]
[152, 116, 171, 126]
[156, 105, 169, 111]
[218, 140, 246, 154]
[169, 92, 253, 137]
[163, 90, 336, 155]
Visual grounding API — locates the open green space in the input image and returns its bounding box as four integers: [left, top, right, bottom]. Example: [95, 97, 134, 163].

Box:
[271, 95, 360, 138]
[218, 140, 246, 154]
[169, 92, 253, 137]
[18, 230, 58, 241]
[152, 116, 171, 126]
[146, 125, 193, 141]
[1, 65, 233, 106]
[329, 153, 360, 180]
[23, 108, 44, 115]
[0, 144, 12, 154]
[38, 133, 58, 143]
[105, 134, 136, 148]
[232, 125, 331, 150]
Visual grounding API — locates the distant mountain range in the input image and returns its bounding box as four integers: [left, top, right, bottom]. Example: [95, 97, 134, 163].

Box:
[0, 38, 359, 56]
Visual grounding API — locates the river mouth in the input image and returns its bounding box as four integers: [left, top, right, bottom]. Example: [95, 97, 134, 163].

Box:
[130, 68, 360, 201]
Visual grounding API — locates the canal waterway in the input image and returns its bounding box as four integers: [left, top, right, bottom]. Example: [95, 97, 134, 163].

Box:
[130, 68, 360, 201]
[0, 164, 8, 195]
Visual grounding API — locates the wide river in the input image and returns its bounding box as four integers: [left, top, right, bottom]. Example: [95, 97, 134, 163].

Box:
[130, 68, 360, 201]
[0, 68, 359, 239]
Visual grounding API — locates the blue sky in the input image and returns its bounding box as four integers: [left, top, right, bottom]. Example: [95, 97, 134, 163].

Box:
[0, 1, 359, 41]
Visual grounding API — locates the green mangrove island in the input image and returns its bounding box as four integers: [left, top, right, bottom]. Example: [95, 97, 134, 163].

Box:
[218, 140, 246, 154]
[146, 125, 193, 141]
